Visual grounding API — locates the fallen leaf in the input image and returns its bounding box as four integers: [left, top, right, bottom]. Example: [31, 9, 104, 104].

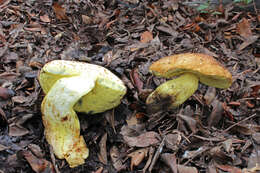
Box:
[40, 14, 51, 23]
[236, 18, 252, 38]
[216, 164, 242, 173]
[110, 146, 126, 171]
[52, 2, 68, 20]
[208, 100, 224, 127]
[128, 148, 148, 170]
[98, 133, 108, 165]
[177, 164, 198, 173]
[93, 167, 103, 173]
[22, 150, 55, 173]
[12, 95, 28, 104]
[0, 143, 9, 151]
[28, 144, 44, 158]
[203, 87, 216, 105]
[161, 153, 178, 173]
[130, 68, 143, 93]
[82, 15, 92, 24]
[0, 87, 15, 100]
[0, 0, 10, 8]
[123, 131, 160, 147]
[140, 31, 153, 43]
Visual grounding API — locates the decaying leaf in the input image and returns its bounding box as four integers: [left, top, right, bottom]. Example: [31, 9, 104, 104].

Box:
[52, 2, 68, 20]
[128, 148, 148, 170]
[216, 164, 242, 173]
[98, 133, 108, 165]
[122, 131, 160, 147]
[177, 164, 198, 173]
[22, 150, 55, 173]
[110, 146, 126, 171]
[161, 153, 178, 173]
[236, 18, 252, 39]
[140, 31, 153, 43]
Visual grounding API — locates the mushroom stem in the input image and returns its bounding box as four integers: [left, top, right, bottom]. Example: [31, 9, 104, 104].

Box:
[146, 73, 199, 112]
[41, 75, 95, 168]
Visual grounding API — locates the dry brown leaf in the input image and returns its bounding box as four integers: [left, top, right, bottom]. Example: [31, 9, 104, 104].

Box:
[123, 131, 160, 147]
[128, 148, 148, 170]
[216, 164, 242, 173]
[161, 153, 178, 173]
[0, 87, 15, 100]
[204, 87, 216, 105]
[98, 133, 108, 165]
[177, 164, 198, 173]
[236, 18, 252, 39]
[22, 150, 55, 173]
[110, 146, 126, 171]
[52, 2, 68, 20]
[93, 167, 103, 173]
[40, 14, 51, 23]
[140, 31, 153, 43]
[208, 99, 224, 127]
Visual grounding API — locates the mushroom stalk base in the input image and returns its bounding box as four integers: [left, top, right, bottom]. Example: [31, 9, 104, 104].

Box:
[146, 73, 199, 112]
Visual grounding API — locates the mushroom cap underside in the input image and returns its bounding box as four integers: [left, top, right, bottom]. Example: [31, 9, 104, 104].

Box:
[149, 53, 232, 89]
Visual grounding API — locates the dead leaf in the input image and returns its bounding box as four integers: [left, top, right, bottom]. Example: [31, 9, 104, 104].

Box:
[22, 150, 55, 173]
[93, 167, 103, 173]
[130, 68, 143, 93]
[12, 95, 28, 104]
[161, 153, 178, 173]
[28, 144, 44, 158]
[208, 100, 224, 127]
[128, 148, 148, 170]
[165, 133, 182, 151]
[216, 164, 242, 173]
[140, 31, 153, 43]
[52, 2, 68, 20]
[98, 133, 108, 165]
[0, 87, 15, 100]
[182, 146, 208, 159]
[204, 87, 216, 105]
[236, 18, 252, 38]
[110, 146, 126, 171]
[40, 14, 51, 23]
[9, 124, 30, 137]
[123, 131, 160, 147]
[177, 114, 198, 134]
[209, 146, 233, 163]
[0, 0, 10, 8]
[82, 15, 92, 24]
[0, 144, 9, 151]
[177, 164, 198, 173]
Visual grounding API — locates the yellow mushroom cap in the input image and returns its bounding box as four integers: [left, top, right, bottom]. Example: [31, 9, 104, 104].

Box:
[149, 53, 232, 89]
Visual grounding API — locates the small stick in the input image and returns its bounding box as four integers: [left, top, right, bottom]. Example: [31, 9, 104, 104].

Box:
[148, 137, 166, 172]
[222, 113, 257, 133]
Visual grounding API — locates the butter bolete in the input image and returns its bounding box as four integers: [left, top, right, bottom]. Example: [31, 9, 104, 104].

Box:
[146, 53, 232, 112]
[39, 60, 126, 167]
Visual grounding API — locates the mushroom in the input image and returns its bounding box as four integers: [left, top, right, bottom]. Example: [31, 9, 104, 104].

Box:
[146, 53, 232, 112]
[39, 60, 126, 167]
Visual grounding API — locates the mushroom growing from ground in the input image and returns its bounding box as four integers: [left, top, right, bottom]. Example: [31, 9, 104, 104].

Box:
[39, 60, 126, 167]
[146, 53, 232, 113]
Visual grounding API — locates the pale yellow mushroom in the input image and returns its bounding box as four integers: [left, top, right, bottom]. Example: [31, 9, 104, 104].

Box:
[146, 53, 232, 112]
[39, 60, 126, 167]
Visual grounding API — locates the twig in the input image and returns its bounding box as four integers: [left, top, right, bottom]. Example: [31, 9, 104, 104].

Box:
[222, 113, 257, 133]
[148, 137, 166, 172]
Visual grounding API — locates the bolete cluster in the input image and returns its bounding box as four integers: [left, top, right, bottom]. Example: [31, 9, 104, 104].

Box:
[146, 53, 232, 112]
[39, 60, 126, 167]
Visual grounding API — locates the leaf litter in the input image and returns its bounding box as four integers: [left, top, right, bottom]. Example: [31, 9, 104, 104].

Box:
[0, 0, 260, 172]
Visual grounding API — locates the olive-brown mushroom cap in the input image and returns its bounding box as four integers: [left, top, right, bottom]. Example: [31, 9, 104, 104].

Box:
[149, 53, 232, 89]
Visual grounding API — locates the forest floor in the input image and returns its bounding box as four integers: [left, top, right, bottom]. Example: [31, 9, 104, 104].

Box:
[0, 0, 260, 173]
